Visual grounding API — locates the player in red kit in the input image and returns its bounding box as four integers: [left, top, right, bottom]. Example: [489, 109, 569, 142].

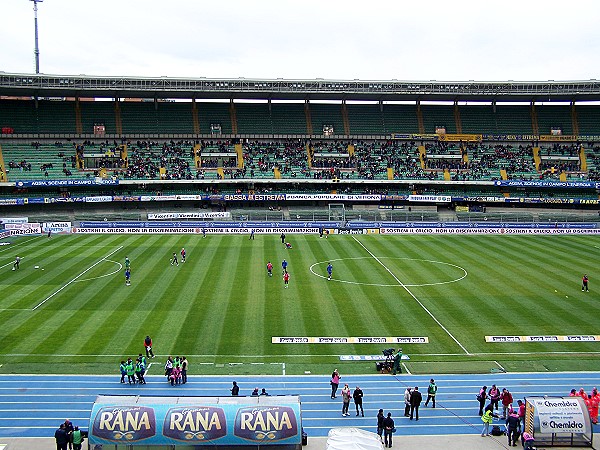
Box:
[582, 274, 589, 292]
[283, 271, 290, 288]
[266, 261, 273, 277]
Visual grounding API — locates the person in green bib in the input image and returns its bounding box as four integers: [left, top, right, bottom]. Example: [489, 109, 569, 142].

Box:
[119, 360, 127, 383]
[425, 378, 438, 408]
[72, 426, 84, 450]
[126, 358, 135, 384]
[135, 360, 146, 385]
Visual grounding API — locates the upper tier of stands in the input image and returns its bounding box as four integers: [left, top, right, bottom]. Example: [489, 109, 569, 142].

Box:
[1, 99, 597, 136]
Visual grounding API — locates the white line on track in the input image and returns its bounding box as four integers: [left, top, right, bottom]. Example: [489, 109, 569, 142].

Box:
[31, 245, 123, 311]
[352, 236, 471, 355]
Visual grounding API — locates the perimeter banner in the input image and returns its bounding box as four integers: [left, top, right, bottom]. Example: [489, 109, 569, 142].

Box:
[486, 335, 600, 342]
[5, 223, 41, 235]
[148, 212, 232, 220]
[0, 217, 29, 224]
[494, 180, 600, 189]
[272, 337, 429, 344]
[407, 195, 451, 203]
[42, 222, 72, 234]
[15, 179, 118, 187]
[89, 396, 301, 446]
[380, 227, 600, 235]
[73, 227, 319, 234]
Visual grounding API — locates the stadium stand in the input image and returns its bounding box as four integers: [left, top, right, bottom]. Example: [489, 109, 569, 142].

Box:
[38, 100, 76, 134]
[459, 105, 496, 134]
[197, 102, 233, 135]
[235, 102, 273, 134]
[1, 74, 600, 219]
[271, 103, 307, 134]
[0, 99, 39, 134]
[157, 101, 195, 134]
[495, 105, 533, 135]
[346, 103, 384, 135]
[574, 104, 600, 136]
[381, 104, 420, 134]
[120, 101, 158, 134]
[536, 105, 573, 136]
[309, 103, 345, 137]
[421, 104, 457, 135]
[79, 101, 118, 135]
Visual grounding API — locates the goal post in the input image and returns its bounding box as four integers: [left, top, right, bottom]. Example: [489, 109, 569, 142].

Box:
[328, 203, 345, 222]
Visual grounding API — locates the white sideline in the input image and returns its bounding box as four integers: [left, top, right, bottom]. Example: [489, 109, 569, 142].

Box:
[31, 246, 123, 311]
[352, 236, 471, 355]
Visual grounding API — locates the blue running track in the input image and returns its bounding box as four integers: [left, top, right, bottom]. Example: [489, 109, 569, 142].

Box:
[0, 372, 598, 438]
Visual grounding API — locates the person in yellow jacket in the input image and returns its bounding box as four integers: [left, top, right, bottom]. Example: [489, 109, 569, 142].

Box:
[481, 407, 498, 437]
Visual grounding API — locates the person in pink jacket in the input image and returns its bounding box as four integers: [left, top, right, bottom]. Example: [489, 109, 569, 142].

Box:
[330, 369, 340, 398]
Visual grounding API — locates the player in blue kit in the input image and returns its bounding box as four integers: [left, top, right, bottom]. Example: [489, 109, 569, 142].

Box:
[125, 268, 131, 286]
[281, 259, 288, 274]
[327, 263, 333, 280]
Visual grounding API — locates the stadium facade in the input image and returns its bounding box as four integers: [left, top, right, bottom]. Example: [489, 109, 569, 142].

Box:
[0, 73, 599, 223]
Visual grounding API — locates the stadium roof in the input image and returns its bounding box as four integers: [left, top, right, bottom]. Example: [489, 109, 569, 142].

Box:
[1, 72, 600, 102]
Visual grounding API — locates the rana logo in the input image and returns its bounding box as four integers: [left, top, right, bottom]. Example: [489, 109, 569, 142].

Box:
[92, 406, 156, 442]
[163, 407, 227, 441]
[234, 406, 298, 442]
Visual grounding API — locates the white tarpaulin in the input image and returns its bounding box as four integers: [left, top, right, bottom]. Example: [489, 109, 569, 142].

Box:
[327, 428, 384, 450]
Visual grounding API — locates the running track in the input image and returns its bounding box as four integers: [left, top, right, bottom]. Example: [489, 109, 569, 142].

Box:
[0, 372, 598, 438]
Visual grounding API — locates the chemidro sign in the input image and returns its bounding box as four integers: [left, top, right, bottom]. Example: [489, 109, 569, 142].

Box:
[525, 396, 593, 447]
[530, 397, 587, 434]
[89, 395, 302, 446]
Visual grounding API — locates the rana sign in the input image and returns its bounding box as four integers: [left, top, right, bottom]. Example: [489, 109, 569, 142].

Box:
[89, 395, 302, 446]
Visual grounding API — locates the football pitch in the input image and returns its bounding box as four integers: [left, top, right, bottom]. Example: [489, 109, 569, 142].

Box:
[0, 233, 598, 375]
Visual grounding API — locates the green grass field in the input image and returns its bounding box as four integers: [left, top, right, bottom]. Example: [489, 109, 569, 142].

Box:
[0, 233, 599, 375]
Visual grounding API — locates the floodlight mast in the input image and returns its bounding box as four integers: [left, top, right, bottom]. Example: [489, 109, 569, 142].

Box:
[30, 0, 43, 74]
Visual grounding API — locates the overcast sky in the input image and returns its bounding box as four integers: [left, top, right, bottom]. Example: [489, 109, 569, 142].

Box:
[2, 0, 600, 82]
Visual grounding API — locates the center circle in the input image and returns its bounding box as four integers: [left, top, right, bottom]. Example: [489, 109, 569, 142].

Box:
[309, 257, 467, 287]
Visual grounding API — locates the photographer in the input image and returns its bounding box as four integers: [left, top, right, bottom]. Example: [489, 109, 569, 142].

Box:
[393, 349, 402, 375]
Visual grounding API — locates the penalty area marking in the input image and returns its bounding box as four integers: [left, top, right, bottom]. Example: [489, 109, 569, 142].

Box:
[309, 257, 467, 287]
[73, 260, 123, 283]
[0, 236, 41, 255]
[32, 246, 124, 311]
[352, 236, 471, 355]
[494, 360, 507, 373]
